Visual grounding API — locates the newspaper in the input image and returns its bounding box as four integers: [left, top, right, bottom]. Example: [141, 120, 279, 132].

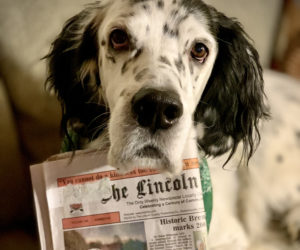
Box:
[31, 148, 208, 250]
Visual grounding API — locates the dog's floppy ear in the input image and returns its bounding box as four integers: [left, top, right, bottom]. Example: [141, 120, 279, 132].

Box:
[195, 9, 269, 164]
[46, 3, 109, 147]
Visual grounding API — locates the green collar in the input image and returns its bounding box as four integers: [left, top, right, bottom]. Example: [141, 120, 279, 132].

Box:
[61, 130, 81, 153]
[61, 131, 213, 231]
[199, 157, 213, 232]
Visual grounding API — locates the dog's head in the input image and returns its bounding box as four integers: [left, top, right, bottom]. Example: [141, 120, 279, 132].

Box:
[46, 0, 269, 173]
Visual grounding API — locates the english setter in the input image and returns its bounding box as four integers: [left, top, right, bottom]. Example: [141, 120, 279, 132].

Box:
[46, 0, 300, 249]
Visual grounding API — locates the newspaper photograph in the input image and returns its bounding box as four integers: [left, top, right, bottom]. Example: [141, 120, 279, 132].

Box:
[32, 149, 208, 250]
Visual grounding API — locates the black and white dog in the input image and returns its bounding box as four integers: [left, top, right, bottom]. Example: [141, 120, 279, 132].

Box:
[46, 0, 300, 249]
[47, 0, 267, 171]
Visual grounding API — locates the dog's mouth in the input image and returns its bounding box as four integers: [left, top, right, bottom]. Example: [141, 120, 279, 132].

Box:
[135, 145, 164, 159]
[105, 93, 194, 173]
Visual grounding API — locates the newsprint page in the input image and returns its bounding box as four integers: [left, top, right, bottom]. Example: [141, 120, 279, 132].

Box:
[31, 148, 208, 250]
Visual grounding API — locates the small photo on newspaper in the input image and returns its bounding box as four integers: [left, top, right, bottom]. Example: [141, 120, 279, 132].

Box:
[31, 149, 208, 250]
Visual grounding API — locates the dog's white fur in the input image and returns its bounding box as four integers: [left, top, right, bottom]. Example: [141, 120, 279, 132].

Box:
[47, 1, 300, 249]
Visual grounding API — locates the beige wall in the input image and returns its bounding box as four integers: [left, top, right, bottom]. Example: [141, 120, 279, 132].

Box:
[204, 0, 283, 67]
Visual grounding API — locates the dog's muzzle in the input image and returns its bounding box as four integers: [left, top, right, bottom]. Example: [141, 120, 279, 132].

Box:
[131, 88, 183, 133]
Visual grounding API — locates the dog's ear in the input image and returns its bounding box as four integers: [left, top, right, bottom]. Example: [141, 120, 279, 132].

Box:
[195, 9, 269, 164]
[46, 3, 109, 147]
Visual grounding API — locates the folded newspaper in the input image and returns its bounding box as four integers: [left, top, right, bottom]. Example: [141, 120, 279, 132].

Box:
[31, 141, 211, 250]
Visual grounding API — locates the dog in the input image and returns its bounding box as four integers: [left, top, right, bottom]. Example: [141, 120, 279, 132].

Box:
[45, 0, 279, 249]
[46, 0, 267, 171]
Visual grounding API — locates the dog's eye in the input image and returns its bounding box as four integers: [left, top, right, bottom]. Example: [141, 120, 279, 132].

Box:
[110, 29, 129, 50]
[191, 43, 208, 63]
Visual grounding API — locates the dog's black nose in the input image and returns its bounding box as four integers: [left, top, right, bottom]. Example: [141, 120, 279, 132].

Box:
[131, 88, 183, 132]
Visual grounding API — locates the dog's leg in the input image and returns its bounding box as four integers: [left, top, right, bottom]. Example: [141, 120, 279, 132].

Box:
[238, 167, 270, 242]
[208, 156, 249, 250]
[284, 204, 300, 241]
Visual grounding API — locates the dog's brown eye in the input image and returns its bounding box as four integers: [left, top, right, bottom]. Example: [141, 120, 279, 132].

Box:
[110, 29, 129, 50]
[191, 43, 208, 63]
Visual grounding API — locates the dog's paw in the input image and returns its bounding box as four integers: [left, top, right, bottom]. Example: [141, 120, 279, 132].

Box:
[209, 214, 249, 250]
[284, 204, 300, 241]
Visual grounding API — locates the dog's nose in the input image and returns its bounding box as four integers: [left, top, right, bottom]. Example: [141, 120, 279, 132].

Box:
[131, 88, 183, 132]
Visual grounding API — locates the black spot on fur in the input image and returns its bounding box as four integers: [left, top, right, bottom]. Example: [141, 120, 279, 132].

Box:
[172, 30, 179, 37]
[133, 66, 139, 74]
[159, 56, 171, 66]
[171, 29, 179, 37]
[120, 89, 126, 97]
[276, 154, 284, 163]
[184, 40, 189, 49]
[178, 79, 182, 89]
[134, 48, 143, 59]
[106, 54, 116, 64]
[295, 130, 300, 140]
[101, 40, 106, 46]
[172, 11, 189, 28]
[171, 10, 179, 17]
[163, 23, 179, 37]
[163, 23, 169, 34]
[195, 75, 199, 82]
[121, 61, 129, 74]
[157, 0, 164, 9]
[131, 0, 151, 4]
[135, 68, 149, 82]
[189, 61, 194, 75]
[120, 12, 136, 19]
[158, 65, 167, 70]
[142, 4, 150, 11]
[174, 56, 185, 73]
[178, 14, 188, 24]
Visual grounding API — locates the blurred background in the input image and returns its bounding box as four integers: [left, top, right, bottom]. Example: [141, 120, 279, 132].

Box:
[0, 0, 299, 249]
